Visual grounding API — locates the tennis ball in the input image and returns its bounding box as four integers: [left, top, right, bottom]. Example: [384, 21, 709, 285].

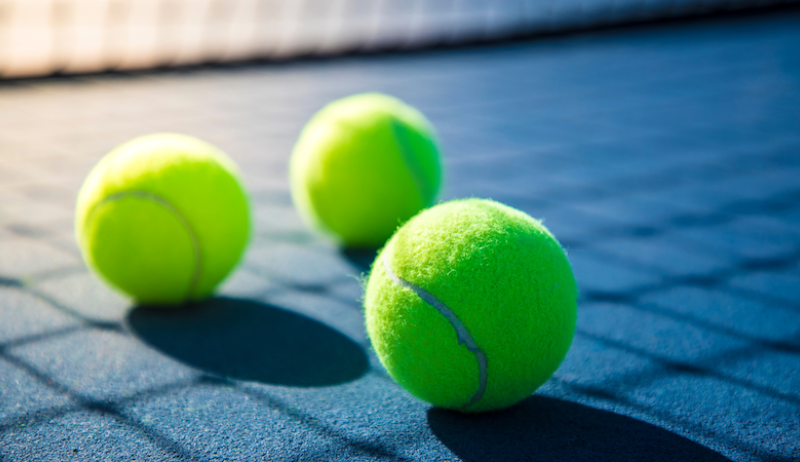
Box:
[75, 133, 251, 306]
[365, 198, 577, 413]
[290, 93, 442, 247]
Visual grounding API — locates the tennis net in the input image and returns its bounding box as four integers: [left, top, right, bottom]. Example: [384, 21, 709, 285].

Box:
[0, 0, 796, 77]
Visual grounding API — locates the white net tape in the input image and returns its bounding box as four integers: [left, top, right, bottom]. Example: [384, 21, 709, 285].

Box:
[0, 0, 793, 78]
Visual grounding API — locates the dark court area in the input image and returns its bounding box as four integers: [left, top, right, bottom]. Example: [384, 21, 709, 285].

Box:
[1, 2, 799, 461]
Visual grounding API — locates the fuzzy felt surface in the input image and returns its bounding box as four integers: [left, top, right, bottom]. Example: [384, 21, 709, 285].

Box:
[75, 133, 251, 305]
[366, 199, 578, 412]
[290, 93, 442, 247]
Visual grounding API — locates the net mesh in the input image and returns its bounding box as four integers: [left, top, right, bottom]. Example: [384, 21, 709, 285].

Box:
[0, 0, 796, 77]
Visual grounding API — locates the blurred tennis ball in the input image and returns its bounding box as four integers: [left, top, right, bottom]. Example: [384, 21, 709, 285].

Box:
[365, 198, 577, 412]
[75, 133, 251, 305]
[290, 93, 443, 247]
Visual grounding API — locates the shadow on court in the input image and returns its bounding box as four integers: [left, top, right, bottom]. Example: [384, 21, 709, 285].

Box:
[340, 247, 381, 273]
[428, 396, 731, 462]
[126, 297, 369, 387]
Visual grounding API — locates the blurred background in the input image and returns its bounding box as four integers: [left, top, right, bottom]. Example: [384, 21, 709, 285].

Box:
[1, 0, 797, 78]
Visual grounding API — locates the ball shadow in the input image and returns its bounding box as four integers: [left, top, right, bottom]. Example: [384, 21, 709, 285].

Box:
[340, 247, 380, 273]
[428, 396, 732, 462]
[126, 297, 369, 387]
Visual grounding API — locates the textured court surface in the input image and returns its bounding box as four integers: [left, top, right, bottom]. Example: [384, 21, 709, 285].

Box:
[1, 10, 799, 462]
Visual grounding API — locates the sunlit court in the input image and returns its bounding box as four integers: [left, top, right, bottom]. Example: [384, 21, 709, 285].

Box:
[1, 1, 799, 461]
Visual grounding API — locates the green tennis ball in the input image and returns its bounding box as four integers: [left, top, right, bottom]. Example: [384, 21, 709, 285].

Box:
[290, 92, 443, 247]
[365, 198, 578, 413]
[75, 133, 251, 306]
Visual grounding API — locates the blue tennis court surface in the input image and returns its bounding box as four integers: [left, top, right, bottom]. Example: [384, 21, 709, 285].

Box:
[1, 9, 799, 462]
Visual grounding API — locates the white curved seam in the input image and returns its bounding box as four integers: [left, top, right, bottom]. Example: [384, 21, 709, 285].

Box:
[88, 191, 202, 301]
[382, 257, 487, 409]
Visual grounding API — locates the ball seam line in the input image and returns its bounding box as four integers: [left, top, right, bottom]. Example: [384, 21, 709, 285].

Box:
[86, 191, 203, 301]
[381, 257, 488, 409]
[390, 120, 429, 205]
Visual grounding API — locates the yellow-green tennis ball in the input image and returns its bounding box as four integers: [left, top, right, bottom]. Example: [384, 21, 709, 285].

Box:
[75, 133, 251, 306]
[365, 198, 578, 413]
[290, 93, 443, 247]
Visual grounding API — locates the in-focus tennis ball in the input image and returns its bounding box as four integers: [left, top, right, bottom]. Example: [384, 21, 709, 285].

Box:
[365, 198, 577, 413]
[290, 93, 442, 247]
[75, 133, 251, 306]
